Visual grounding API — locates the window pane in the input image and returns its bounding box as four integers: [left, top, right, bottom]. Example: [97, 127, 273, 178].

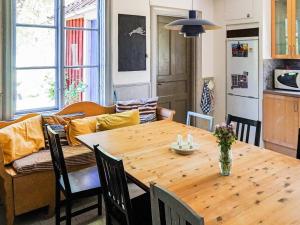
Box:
[64, 30, 98, 67]
[16, 27, 55, 67]
[64, 0, 98, 28]
[16, 69, 56, 111]
[275, 0, 288, 55]
[64, 67, 99, 105]
[16, 0, 55, 25]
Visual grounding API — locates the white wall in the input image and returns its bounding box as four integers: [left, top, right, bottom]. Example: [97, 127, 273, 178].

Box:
[262, 0, 272, 59]
[111, 0, 215, 85]
[111, 0, 151, 85]
[0, 2, 3, 119]
[213, 0, 226, 124]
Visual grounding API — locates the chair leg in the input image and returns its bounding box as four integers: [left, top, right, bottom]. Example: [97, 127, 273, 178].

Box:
[106, 215, 112, 225]
[55, 185, 61, 225]
[66, 201, 72, 225]
[98, 193, 102, 216]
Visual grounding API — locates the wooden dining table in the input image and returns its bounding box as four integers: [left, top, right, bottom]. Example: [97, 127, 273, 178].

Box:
[77, 120, 300, 225]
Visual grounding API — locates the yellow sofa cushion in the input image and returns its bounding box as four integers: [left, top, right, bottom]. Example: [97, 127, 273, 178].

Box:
[96, 110, 140, 131]
[67, 110, 140, 146]
[66, 115, 99, 146]
[0, 115, 45, 165]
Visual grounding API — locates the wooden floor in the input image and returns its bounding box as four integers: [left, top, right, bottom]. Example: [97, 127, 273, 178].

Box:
[0, 197, 104, 225]
[0, 183, 143, 225]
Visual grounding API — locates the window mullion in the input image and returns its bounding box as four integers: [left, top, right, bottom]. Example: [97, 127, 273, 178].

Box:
[54, 0, 59, 110]
[58, 0, 65, 108]
[15, 23, 56, 29]
[98, 0, 103, 104]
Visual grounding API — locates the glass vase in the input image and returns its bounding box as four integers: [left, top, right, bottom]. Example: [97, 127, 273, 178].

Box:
[219, 146, 232, 176]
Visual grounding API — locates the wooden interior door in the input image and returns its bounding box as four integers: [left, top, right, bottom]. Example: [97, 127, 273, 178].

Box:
[157, 16, 192, 123]
[263, 94, 299, 150]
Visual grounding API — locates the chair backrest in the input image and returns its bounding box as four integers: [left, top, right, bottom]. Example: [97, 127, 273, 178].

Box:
[150, 183, 204, 225]
[94, 145, 134, 225]
[55, 101, 116, 117]
[297, 128, 300, 160]
[46, 125, 71, 195]
[186, 111, 214, 132]
[226, 114, 261, 147]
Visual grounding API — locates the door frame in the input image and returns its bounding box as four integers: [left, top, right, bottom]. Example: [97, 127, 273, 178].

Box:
[150, 6, 202, 114]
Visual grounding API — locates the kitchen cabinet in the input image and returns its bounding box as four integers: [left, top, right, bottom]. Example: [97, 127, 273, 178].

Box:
[263, 93, 299, 156]
[272, 0, 300, 59]
[225, 0, 254, 21]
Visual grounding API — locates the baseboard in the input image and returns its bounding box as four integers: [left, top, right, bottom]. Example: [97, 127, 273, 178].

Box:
[264, 141, 296, 158]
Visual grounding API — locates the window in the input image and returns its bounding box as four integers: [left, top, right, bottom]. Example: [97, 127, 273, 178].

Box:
[13, 0, 105, 113]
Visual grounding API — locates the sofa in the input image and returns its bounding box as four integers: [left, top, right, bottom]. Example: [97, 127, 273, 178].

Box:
[0, 101, 175, 225]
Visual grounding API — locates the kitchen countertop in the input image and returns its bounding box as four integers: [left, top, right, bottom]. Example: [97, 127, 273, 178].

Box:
[264, 89, 300, 97]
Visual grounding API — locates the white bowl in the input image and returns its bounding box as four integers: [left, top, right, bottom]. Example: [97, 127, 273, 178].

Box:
[170, 142, 200, 155]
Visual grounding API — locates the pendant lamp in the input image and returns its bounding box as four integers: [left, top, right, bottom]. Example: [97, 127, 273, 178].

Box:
[165, 1, 221, 37]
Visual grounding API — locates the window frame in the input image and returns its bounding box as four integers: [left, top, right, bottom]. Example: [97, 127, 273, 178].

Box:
[11, 0, 104, 115]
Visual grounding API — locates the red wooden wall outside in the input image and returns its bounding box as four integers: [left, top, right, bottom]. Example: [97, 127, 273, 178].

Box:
[65, 18, 84, 101]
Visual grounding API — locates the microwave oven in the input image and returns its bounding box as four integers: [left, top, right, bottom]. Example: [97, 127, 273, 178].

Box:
[274, 69, 300, 91]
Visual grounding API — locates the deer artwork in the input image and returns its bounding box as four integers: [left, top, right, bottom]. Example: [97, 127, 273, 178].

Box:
[128, 27, 146, 37]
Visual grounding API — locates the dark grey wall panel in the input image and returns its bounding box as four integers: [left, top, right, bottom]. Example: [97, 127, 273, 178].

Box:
[118, 14, 146, 72]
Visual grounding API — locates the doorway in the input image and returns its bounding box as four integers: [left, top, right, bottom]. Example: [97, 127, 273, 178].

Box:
[156, 16, 194, 123]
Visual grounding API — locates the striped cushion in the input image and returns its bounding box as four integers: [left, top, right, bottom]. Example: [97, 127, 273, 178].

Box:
[116, 98, 158, 123]
[12, 145, 95, 174]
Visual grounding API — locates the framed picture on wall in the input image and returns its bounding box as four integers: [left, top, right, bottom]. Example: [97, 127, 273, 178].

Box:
[118, 14, 146, 71]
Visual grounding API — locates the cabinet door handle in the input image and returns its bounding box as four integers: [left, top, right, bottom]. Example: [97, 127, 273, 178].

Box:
[294, 103, 298, 112]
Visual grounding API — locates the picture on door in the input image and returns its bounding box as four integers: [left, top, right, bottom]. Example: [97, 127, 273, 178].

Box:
[231, 72, 248, 89]
[232, 42, 248, 57]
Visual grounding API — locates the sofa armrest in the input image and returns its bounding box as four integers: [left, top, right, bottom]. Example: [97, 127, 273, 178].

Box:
[0, 150, 13, 180]
[157, 107, 176, 121]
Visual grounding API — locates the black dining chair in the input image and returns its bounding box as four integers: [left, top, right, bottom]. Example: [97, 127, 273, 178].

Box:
[46, 125, 102, 225]
[226, 114, 261, 147]
[150, 183, 204, 225]
[94, 145, 152, 225]
[297, 128, 300, 160]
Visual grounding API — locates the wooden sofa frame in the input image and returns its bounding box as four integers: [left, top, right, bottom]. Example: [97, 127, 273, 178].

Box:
[0, 102, 175, 225]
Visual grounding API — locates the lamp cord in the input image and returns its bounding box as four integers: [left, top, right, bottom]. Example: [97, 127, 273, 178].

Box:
[192, 0, 194, 10]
